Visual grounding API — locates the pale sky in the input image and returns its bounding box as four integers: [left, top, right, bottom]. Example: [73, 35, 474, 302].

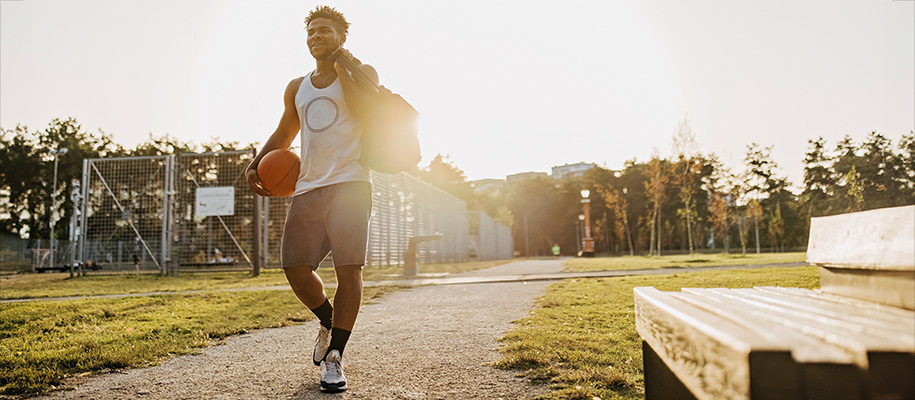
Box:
[2, 0, 913, 188]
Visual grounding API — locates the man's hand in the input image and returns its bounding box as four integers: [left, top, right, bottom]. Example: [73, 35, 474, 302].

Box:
[245, 165, 273, 197]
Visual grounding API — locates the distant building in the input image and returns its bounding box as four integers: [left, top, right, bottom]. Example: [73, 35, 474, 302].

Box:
[506, 171, 548, 183]
[469, 178, 505, 193]
[551, 162, 597, 180]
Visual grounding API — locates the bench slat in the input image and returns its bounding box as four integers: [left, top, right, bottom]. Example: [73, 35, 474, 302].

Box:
[753, 287, 915, 322]
[634, 286, 869, 400]
[806, 205, 915, 270]
[674, 289, 860, 364]
[688, 288, 912, 354]
[728, 288, 914, 338]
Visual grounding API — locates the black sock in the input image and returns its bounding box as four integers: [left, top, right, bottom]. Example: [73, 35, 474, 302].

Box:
[328, 327, 352, 357]
[310, 299, 333, 330]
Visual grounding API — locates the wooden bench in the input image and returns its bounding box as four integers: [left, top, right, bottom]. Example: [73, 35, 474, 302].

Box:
[634, 205, 915, 400]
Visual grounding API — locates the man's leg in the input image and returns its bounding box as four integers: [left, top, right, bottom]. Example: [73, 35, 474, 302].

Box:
[284, 266, 328, 309]
[286, 265, 336, 366]
[327, 264, 363, 356]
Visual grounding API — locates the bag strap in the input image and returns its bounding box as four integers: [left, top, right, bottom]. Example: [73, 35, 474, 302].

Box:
[331, 49, 380, 95]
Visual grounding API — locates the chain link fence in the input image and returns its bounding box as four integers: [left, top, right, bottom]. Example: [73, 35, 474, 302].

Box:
[175, 151, 256, 272]
[76, 156, 173, 274]
[67, 152, 512, 275]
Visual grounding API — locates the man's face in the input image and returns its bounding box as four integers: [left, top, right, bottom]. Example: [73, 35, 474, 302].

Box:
[306, 18, 344, 60]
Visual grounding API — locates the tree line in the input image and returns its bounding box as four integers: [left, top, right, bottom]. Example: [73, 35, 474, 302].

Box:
[420, 120, 914, 257]
[0, 118, 250, 243]
[2, 117, 913, 258]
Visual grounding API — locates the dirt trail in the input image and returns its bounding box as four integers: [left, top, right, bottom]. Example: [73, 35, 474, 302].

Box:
[37, 260, 564, 400]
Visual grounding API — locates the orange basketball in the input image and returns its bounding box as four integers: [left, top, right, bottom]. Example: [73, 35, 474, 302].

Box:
[257, 149, 300, 197]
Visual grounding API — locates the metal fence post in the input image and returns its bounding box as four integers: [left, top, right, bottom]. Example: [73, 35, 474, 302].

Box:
[253, 193, 263, 276]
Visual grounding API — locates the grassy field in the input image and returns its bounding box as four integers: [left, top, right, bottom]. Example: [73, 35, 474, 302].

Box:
[0, 259, 509, 396]
[0, 287, 403, 396]
[494, 264, 820, 400]
[562, 252, 807, 272]
[0, 260, 509, 300]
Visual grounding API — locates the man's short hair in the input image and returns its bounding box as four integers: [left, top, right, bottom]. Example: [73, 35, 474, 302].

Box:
[305, 5, 350, 35]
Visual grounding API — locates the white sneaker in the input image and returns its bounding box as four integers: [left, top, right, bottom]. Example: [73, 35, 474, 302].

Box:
[320, 350, 346, 393]
[312, 325, 331, 366]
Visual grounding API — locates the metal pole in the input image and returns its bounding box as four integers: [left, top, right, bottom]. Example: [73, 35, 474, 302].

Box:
[253, 193, 262, 276]
[50, 153, 58, 271]
[76, 159, 90, 278]
[160, 155, 173, 276]
[523, 214, 529, 257]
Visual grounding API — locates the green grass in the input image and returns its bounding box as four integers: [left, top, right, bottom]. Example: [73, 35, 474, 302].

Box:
[0, 260, 509, 300]
[0, 285, 400, 396]
[494, 265, 820, 400]
[562, 252, 807, 272]
[0, 259, 507, 396]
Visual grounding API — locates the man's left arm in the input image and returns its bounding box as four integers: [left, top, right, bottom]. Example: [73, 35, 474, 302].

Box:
[334, 54, 379, 121]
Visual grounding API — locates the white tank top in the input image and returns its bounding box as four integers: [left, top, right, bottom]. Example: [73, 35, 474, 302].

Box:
[293, 71, 370, 195]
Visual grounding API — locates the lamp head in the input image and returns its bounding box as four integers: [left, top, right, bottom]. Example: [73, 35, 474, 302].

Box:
[580, 189, 590, 199]
[578, 214, 585, 221]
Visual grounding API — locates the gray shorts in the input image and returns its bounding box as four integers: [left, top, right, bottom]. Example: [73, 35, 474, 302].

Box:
[281, 181, 373, 269]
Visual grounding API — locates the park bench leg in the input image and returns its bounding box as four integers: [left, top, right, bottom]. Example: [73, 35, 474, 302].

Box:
[642, 341, 698, 400]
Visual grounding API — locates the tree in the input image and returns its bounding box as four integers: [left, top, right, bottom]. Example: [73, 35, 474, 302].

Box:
[899, 131, 915, 201]
[766, 202, 786, 251]
[800, 136, 833, 216]
[644, 154, 670, 256]
[708, 191, 729, 252]
[506, 175, 562, 257]
[418, 154, 475, 203]
[671, 116, 701, 254]
[598, 185, 634, 256]
[0, 118, 122, 241]
[743, 143, 791, 252]
[746, 199, 762, 253]
[844, 166, 865, 212]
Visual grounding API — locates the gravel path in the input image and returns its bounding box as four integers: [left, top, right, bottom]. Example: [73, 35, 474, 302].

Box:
[37, 260, 564, 400]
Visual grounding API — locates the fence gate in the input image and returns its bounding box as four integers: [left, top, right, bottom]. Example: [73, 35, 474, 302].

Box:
[76, 156, 174, 274]
[175, 151, 257, 272]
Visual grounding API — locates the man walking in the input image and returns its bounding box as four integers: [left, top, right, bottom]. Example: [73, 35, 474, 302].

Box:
[245, 5, 377, 393]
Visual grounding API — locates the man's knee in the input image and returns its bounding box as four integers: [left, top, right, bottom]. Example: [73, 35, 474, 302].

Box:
[285, 266, 325, 297]
[334, 264, 363, 283]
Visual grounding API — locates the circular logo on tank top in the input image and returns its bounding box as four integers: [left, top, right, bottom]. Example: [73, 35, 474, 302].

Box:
[305, 96, 339, 133]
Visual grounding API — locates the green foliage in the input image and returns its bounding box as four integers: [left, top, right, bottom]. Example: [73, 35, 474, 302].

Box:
[494, 265, 820, 400]
[0, 119, 123, 239]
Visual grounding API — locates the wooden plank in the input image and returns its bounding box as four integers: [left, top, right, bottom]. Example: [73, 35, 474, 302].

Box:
[674, 289, 861, 365]
[753, 287, 915, 320]
[636, 286, 759, 400]
[806, 205, 914, 270]
[732, 288, 915, 338]
[640, 287, 915, 399]
[690, 288, 912, 354]
[820, 266, 915, 310]
[633, 287, 864, 400]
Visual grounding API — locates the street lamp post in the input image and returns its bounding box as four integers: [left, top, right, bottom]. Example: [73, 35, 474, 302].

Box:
[577, 214, 585, 254]
[580, 189, 595, 257]
[49, 148, 67, 272]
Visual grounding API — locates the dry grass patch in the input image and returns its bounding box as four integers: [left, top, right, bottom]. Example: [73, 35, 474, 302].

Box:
[495, 265, 819, 400]
[562, 252, 807, 272]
